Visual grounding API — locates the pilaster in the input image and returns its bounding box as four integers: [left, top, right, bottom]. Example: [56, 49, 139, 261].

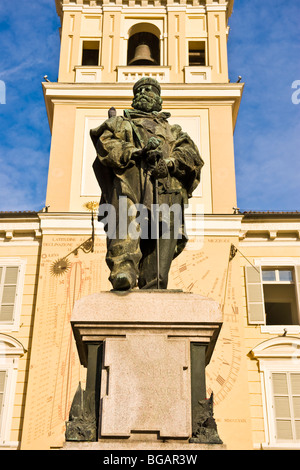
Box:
[167, 7, 186, 83]
[207, 7, 229, 83]
[58, 11, 82, 82]
[101, 7, 122, 83]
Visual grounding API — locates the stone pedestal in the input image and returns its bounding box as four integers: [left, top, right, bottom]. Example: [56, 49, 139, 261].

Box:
[66, 290, 223, 448]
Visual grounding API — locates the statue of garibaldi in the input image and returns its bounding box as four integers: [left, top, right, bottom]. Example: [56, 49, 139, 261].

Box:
[90, 77, 204, 291]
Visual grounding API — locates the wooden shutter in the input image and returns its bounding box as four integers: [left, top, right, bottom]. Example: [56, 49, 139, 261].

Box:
[245, 266, 265, 324]
[295, 266, 300, 320]
[0, 266, 19, 323]
[291, 373, 300, 440]
[272, 372, 300, 441]
[0, 370, 7, 427]
[272, 373, 293, 440]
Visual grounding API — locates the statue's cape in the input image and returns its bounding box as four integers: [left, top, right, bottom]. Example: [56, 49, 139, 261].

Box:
[90, 109, 203, 258]
[92, 155, 111, 208]
[90, 110, 165, 207]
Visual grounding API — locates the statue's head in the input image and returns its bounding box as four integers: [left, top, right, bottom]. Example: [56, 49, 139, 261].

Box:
[132, 77, 162, 113]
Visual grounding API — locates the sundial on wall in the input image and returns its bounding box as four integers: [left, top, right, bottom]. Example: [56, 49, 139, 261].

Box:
[171, 246, 242, 406]
[51, 258, 72, 277]
[205, 306, 242, 405]
[50, 201, 98, 277]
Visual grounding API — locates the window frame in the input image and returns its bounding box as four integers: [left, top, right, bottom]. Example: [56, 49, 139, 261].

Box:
[0, 335, 25, 448]
[246, 258, 300, 334]
[262, 267, 294, 284]
[262, 266, 299, 326]
[80, 39, 101, 67]
[187, 40, 207, 67]
[0, 258, 26, 332]
[251, 337, 300, 450]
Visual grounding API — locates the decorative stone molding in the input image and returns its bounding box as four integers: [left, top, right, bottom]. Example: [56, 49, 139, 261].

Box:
[184, 66, 212, 83]
[117, 66, 171, 83]
[75, 66, 103, 83]
[55, 0, 234, 15]
[250, 337, 300, 361]
[0, 334, 26, 357]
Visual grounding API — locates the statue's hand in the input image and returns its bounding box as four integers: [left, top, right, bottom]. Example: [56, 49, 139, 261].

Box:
[151, 159, 169, 179]
[145, 137, 161, 151]
[131, 149, 144, 161]
[146, 149, 164, 165]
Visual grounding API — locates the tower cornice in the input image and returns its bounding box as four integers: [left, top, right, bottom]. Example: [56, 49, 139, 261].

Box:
[55, 0, 234, 20]
[42, 81, 243, 131]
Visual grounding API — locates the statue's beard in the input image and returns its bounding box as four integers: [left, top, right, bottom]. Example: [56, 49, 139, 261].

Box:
[132, 94, 162, 112]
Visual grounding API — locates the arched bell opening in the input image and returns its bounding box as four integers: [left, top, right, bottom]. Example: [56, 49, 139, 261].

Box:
[127, 31, 160, 66]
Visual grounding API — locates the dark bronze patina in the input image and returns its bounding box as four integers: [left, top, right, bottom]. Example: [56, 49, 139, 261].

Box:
[65, 344, 102, 442]
[90, 77, 204, 291]
[189, 393, 223, 445]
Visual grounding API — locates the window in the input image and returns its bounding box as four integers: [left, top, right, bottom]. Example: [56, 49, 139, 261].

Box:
[0, 266, 19, 324]
[251, 338, 300, 449]
[0, 259, 26, 330]
[0, 335, 25, 448]
[81, 41, 100, 66]
[262, 268, 298, 325]
[271, 372, 300, 442]
[245, 264, 300, 326]
[188, 41, 206, 66]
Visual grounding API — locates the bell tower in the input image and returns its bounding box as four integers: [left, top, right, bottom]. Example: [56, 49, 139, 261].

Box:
[19, 1, 257, 451]
[44, 0, 243, 215]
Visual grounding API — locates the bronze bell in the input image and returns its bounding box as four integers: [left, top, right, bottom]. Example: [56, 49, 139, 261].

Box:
[128, 44, 157, 65]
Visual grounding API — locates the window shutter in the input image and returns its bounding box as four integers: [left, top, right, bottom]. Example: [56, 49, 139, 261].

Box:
[272, 372, 300, 442]
[291, 374, 300, 440]
[0, 370, 7, 426]
[272, 372, 293, 440]
[245, 266, 265, 324]
[295, 266, 300, 317]
[0, 266, 19, 323]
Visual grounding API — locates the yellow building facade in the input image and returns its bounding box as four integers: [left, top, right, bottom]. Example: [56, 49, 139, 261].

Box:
[0, 0, 299, 450]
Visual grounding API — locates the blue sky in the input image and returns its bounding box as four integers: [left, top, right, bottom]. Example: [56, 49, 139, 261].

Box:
[0, 0, 299, 212]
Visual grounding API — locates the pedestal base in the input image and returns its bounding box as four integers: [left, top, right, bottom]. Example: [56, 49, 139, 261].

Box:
[68, 290, 223, 447]
[62, 440, 226, 450]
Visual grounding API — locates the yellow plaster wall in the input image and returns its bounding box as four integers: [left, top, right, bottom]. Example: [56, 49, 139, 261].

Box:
[0, 242, 41, 445]
[45, 99, 237, 215]
[11, 226, 300, 450]
[238, 244, 300, 448]
[66, 105, 214, 213]
[101, 10, 122, 83]
[20, 234, 110, 449]
[169, 236, 253, 449]
[58, 11, 82, 82]
[19, 230, 254, 450]
[46, 104, 77, 212]
[207, 11, 229, 82]
[209, 105, 237, 213]
[167, 11, 186, 83]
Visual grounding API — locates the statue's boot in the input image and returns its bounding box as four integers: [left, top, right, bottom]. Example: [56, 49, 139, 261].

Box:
[111, 270, 136, 291]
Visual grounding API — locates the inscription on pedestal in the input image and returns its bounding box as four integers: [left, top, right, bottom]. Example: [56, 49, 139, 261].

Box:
[100, 335, 190, 439]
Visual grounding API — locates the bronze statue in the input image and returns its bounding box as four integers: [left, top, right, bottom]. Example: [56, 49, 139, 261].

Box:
[91, 77, 203, 291]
